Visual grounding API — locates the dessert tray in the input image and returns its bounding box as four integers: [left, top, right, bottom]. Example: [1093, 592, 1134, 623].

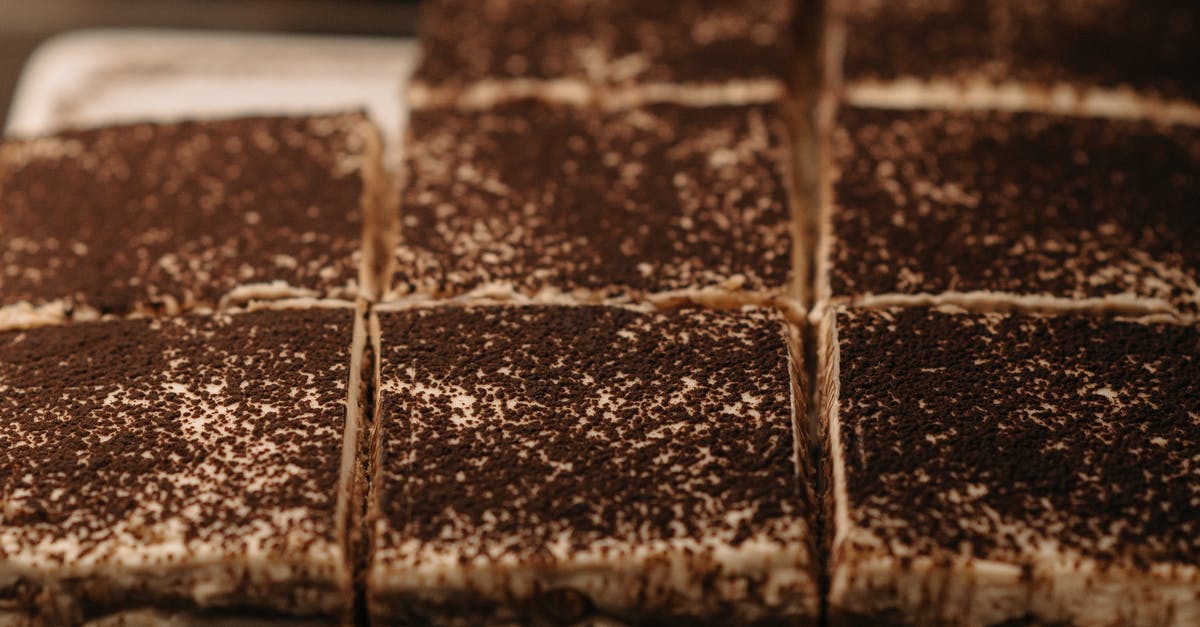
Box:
[6, 29, 416, 160]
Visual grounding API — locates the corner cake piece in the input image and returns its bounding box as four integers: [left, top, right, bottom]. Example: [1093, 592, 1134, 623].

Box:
[819, 306, 1200, 626]
[367, 305, 818, 625]
[413, 0, 796, 95]
[830, 0, 1200, 109]
[393, 100, 798, 303]
[0, 113, 384, 328]
[819, 106, 1200, 316]
[0, 308, 367, 624]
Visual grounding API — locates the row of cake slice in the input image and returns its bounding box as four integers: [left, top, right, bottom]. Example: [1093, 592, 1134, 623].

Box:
[0, 0, 810, 325]
[2, 100, 1195, 328]
[0, 107, 809, 327]
[410, 0, 1200, 123]
[817, 1, 1200, 624]
[2, 298, 1196, 625]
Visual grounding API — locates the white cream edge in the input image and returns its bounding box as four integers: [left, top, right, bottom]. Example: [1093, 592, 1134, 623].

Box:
[843, 78, 1200, 126]
[408, 78, 787, 111]
[0, 301, 72, 332]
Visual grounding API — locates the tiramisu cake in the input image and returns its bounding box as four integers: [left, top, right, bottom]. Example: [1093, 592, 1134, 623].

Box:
[367, 304, 817, 625]
[818, 107, 1200, 315]
[818, 307, 1200, 626]
[0, 113, 383, 327]
[0, 307, 368, 624]
[0, 0, 1197, 624]
[828, 0, 1200, 120]
[410, 0, 796, 106]
[393, 100, 798, 303]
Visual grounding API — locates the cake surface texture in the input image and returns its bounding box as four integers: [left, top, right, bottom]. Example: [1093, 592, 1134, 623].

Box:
[820, 306, 1200, 626]
[368, 304, 818, 625]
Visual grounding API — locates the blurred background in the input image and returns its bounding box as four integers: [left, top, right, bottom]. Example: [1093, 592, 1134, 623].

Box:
[0, 0, 422, 123]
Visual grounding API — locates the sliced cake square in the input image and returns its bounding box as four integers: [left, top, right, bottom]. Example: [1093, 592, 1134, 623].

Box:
[819, 306, 1200, 626]
[0, 308, 367, 624]
[0, 114, 384, 328]
[393, 100, 799, 304]
[368, 304, 818, 625]
[819, 106, 1200, 316]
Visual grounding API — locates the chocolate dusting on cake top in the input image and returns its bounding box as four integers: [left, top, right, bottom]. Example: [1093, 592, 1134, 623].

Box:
[828, 107, 1200, 313]
[839, 0, 1200, 102]
[395, 100, 794, 298]
[0, 114, 368, 316]
[0, 309, 352, 570]
[374, 305, 810, 564]
[833, 307, 1200, 569]
[415, 0, 796, 88]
